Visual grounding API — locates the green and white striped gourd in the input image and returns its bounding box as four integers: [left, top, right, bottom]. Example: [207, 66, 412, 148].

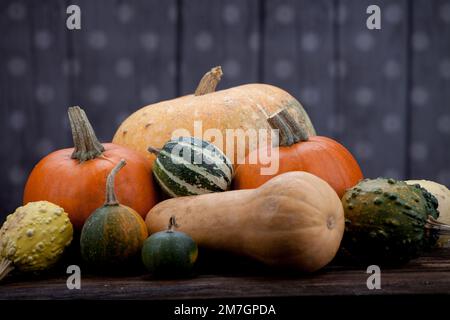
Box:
[148, 137, 234, 197]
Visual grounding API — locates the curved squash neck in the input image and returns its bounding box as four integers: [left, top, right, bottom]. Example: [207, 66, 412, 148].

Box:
[68, 106, 105, 162]
[104, 160, 126, 206]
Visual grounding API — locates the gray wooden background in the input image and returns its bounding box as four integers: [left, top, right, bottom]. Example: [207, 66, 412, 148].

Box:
[1, 0, 449, 221]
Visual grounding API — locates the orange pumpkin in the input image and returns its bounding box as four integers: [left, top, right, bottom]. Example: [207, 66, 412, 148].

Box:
[234, 109, 363, 197]
[23, 106, 158, 230]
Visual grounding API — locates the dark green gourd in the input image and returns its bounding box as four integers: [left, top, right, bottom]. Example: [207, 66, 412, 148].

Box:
[342, 178, 447, 265]
[148, 137, 234, 197]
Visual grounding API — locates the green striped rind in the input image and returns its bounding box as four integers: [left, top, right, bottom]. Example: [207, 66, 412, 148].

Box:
[153, 137, 234, 197]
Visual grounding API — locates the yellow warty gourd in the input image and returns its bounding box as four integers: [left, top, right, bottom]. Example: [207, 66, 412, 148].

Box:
[0, 201, 73, 281]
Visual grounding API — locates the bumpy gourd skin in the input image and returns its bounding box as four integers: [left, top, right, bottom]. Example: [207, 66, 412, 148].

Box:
[342, 178, 439, 265]
[0, 201, 73, 272]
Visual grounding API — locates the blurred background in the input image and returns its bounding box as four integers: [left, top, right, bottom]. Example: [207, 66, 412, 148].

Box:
[0, 0, 449, 221]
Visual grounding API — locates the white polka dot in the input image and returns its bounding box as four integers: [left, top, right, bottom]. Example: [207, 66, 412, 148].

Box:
[440, 3, 450, 23]
[355, 87, 374, 107]
[411, 86, 429, 106]
[140, 85, 160, 103]
[437, 114, 450, 134]
[223, 4, 240, 25]
[438, 170, 450, 185]
[355, 32, 375, 51]
[327, 114, 345, 133]
[383, 168, 402, 180]
[385, 4, 403, 24]
[8, 2, 26, 21]
[115, 112, 129, 126]
[300, 87, 320, 105]
[410, 142, 428, 161]
[335, 5, 348, 24]
[382, 114, 402, 133]
[7, 57, 26, 76]
[62, 59, 81, 76]
[383, 60, 401, 79]
[354, 141, 374, 160]
[275, 5, 295, 25]
[439, 59, 450, 79]
[141, 32, 159, 52]
[328, 60, 347, 78]
[117, 4, 134, 23]
[195, 32, 213, 51]
[9, 165, 25, 186]
[274, 60, 293, 80]
[35, 139, 55, 156]
[9, 110, 26, 131]
[223, 59, 241, 79]
[249, 32, 260, 52]
[168, 5, 178, 23]
[89, 85, 108, 104]
[35, 85, 55, 104]
[412, 32, 429, 51]
[34, 30, 52, 50]
[88, 31, 107, 50]
[167, 61, 177, 77]
[301, 33, 319, 52]
[115, 58, 134, 78]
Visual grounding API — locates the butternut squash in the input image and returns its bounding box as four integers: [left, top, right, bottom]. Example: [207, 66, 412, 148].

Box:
[146, 171, 344, 272]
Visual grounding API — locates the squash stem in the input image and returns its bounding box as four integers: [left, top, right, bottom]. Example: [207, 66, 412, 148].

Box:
[0, 258, 14, 282]
[148, 146, 161, 155]
[105, 159, 126, 206]
[278, 109, 310, 142]
[425, 216, 450, 235]
[167, 216, 179, 233]
[194, 66, 223, 96]
[68, 106, 105, 162]
[267, 110, 296, 147]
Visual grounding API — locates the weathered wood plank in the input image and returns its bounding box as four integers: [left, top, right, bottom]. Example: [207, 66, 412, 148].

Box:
[336, 0, 409, 179]
[409, 0, 450, 185]
[179, 0, 260, 95]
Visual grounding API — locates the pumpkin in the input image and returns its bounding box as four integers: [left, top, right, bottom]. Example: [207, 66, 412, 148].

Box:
[141, 216, 198, 278]
[148, 136, 234, 197]
[113, 66, 316, 165]
[23, 106, 158, 230]
[233, 109, 363, 198]
[0, 201, 73, 281]
[342, 178, 447, 264]
[80, 160, 148, 269]
[146, 171, 345, 272]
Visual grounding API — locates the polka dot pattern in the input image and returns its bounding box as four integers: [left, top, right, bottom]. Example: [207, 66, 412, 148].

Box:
[88, 31, 108, 50]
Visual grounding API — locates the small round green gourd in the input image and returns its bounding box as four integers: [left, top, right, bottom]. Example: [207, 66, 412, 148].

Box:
[141, 216, 198, 278]
[80, 159, 148, 270]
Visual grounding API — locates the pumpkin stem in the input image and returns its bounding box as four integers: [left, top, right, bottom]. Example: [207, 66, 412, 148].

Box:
[425, 216, 450, 235]
[167, 216, 179, 233]
[267, 109, 310, 147]
[194, 66, 223, 96]
[0, 258, 14, 282]
[68, 106, 105, 162]
[105, 159, 126, 206]
[147, 146, 161, 155]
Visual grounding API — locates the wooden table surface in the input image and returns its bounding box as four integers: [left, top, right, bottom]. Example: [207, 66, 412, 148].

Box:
[1, 248, 450, 300]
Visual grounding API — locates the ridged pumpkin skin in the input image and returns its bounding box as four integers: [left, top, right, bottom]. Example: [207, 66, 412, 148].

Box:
[142, 228, 198, 277]
[342, 178, 439, 264]
[234, 135, 363, 198]
[80, 204, 148, 268]
[113, 83, 316, 165]
[23, 143, 157, 230]
[146, 171, 345, 272]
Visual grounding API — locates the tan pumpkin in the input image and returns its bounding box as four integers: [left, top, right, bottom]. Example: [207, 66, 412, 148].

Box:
[146, 171, 345, 272]
[113, 66, 316, 165]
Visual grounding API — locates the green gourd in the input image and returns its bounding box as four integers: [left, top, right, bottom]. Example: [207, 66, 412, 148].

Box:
[141, 216, 198, 278]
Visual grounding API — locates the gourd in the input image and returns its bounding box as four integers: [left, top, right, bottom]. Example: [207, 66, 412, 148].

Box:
[113, 66, 316, 165]
[406, 180, 450, 247]
[234, 109, 363, 198]
[80, 160, 148, 269]
[0, 201, 73, 281]
[146, 171, 345, 272]
[141, 216, 198, 278]
[23, 106, 158, 230]
[342, 178, 450, 264]
[148, 136, 234, 197]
